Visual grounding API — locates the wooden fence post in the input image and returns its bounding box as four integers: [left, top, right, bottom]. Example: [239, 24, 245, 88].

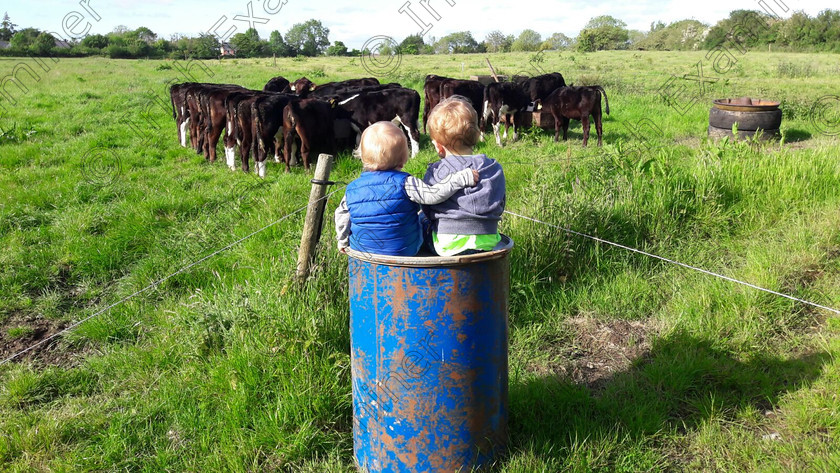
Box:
[485, 58, 500, 83]
[296, 153, 335, 281]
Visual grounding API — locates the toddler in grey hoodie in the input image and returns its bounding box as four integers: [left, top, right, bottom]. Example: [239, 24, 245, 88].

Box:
[424, 97, 506, 256]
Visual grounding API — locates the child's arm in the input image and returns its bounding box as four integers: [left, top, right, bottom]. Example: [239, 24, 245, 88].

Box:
[334, 196, 351, 253]
[404, 169, 478, 205]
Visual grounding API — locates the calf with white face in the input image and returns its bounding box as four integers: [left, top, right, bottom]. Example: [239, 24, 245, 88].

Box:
[333, 88, 422, 158]
[482, 82, 534, 146]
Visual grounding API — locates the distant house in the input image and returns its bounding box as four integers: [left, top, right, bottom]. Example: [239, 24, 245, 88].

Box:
[220, 43, 236, 56]
[0, 41, 10, 49]
[54, 39, 71, 49]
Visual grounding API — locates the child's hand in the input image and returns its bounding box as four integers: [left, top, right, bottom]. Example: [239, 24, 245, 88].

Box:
[471, 169, 480, 185]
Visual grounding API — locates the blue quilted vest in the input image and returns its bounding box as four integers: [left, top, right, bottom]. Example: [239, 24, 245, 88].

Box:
[345, 170, 422, 256]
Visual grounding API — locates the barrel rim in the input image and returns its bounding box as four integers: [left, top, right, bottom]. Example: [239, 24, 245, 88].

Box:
[347, 234, 514, 267]
[713, 98, 780, 111]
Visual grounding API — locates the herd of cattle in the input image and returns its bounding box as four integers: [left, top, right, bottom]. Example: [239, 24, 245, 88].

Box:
[168, 72, 609, 177]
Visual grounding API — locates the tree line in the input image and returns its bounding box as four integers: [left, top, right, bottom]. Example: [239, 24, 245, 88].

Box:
[0, 9, 838, 59]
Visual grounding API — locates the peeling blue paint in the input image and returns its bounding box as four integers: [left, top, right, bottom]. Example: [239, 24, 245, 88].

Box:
[349, 242, 512, 472]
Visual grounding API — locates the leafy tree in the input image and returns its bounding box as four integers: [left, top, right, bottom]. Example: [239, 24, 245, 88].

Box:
[285, 19, 329, 56]
[31, 32, 55, 55]
[152, 38, 171, 56]
[776, 11, 812, 47]
[636, 20, 705, 50]
[9, 28, 39, 50]
[541, 32, 571, 50]
[511, 29, 541, 51]
[378, 41, 395, 56]
[626, 30, 647, 49]
[106, 43, 131, 58]
[0, 12, 17, 41]
[230, 28, 263, 57]
[813, 9, 840, 49]
[133, 26, 157, 43]
[484, 30, 511, 53]
[420, 42, 436, 55]
[326, 40, 348, 56]
[267, 30, 288, 56]
[434, 31, 482, 54]
[703, 10, 774, 49]
[128, 41, 152, 58]
[193, 33, 220, 58]
[106, 30, 127, 47]
[400, 34, 424, 55]
[81, 33, 109, 49]
[576, 15, 629, 51]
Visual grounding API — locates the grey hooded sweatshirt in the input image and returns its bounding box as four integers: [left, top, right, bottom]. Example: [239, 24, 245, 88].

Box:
[422, 154, 506, 235]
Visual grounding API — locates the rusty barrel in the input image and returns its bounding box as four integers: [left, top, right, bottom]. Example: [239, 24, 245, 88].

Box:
[347, 236, 513, 473]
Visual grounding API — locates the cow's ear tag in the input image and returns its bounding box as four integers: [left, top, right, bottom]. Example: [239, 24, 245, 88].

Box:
[330, 99, 336, 108]
[310, 85, 316, 91]
[537, 104, 542, 110]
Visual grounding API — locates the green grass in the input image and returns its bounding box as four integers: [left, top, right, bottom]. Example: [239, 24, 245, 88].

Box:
[5, 327, 34, 340]
[1, 51, 840, 471]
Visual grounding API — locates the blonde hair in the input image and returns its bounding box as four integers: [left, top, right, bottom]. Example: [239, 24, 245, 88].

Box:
[358, 121, 409, 171]
[427, 96, 480, 152]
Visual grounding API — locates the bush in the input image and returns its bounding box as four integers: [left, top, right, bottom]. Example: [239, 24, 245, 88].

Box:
[107, 44, 132, 59]
[307, 66, 326, 78]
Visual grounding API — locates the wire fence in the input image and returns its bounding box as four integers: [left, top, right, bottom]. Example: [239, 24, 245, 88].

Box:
[3, 194, 838, 366]
[503, 210, 840, 315]
[0, 187, 344, 366]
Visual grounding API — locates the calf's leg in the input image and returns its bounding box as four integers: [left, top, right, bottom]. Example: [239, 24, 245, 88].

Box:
[493, 118, 502, 146]
[594, 110, 603, 147]
[581, 115, 590, 147]
[240, 136, 250, 172]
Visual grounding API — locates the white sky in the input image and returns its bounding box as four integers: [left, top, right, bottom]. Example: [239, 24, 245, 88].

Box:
[2, 0, 832, 48]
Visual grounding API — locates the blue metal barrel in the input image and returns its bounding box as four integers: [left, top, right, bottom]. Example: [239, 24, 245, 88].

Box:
[347, 236, 513, 472]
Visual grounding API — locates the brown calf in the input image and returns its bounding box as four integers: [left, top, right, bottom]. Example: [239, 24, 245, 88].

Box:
[534, 86, 610, 147]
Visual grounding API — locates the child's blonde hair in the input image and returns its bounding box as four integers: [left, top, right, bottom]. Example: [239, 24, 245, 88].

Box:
[358, 121, 409, 171]
[427, 96, 480, 152]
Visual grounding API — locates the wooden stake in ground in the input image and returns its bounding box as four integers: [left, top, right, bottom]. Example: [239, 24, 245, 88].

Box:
[485, 58, 500, 83]
[296, 153, 335, 281]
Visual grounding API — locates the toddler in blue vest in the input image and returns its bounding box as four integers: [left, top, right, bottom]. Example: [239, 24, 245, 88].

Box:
[335, 121, 479, 256]
[424, 96, 506, 256]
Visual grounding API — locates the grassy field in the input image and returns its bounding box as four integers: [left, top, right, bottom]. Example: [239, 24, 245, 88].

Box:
[1, 50, 839, 471]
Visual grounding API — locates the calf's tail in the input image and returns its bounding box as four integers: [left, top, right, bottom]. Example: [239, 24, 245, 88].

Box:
[170, 86, 177, 120]
[595, 86, 610, 115]
[226, 98, 237, 140]
[252, 104, 263, 161]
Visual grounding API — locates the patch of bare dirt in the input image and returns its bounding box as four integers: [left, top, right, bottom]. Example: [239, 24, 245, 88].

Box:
[528, 316, 657, 393]
[0, 312, 76, 366]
